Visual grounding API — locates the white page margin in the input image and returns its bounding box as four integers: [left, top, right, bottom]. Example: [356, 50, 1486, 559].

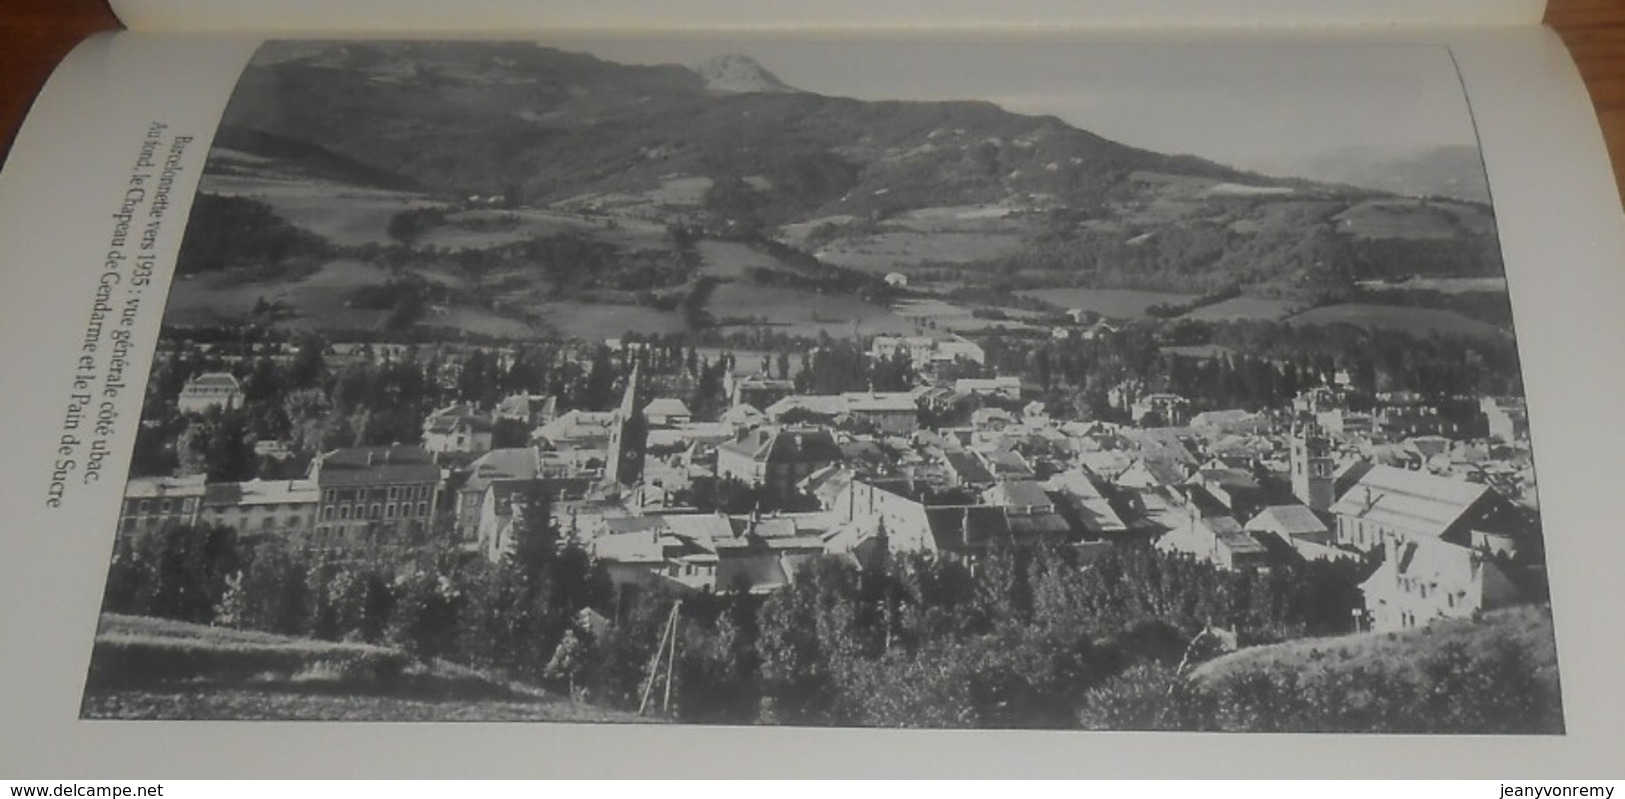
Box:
[106, 0, 1546, 35]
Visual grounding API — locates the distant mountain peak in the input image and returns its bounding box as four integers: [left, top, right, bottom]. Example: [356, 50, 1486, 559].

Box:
[691, 54, 797, 94]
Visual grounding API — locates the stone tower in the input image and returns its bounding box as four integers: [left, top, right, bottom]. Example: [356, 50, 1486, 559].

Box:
[1290, 421, 1335, 511]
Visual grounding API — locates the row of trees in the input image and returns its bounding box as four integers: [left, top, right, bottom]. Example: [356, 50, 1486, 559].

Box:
[977, 317, 1525, 423]
[103, 503, 1394, 729]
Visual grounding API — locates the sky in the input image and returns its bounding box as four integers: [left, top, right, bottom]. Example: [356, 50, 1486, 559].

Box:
[561, 37, 1482, 181]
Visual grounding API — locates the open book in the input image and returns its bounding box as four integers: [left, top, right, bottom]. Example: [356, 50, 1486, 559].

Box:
[3, 0, 1624, 778]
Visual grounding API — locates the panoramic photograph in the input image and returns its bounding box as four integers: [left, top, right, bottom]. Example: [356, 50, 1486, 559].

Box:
[82, 39, 1558, 731]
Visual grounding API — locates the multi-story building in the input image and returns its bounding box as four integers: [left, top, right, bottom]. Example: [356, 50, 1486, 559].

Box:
[309, 445, 442, 547]
[422, 403, 494, 455]
[1360, 535, 1522, 632]
[717, 427, 841, 498]
[1130, 393, 1190, 427]
[1330, 464, 1529, 555]
[1482, 396, 1531, 443]
[198, 478, 320, 541]
[117, 475, 207, 539]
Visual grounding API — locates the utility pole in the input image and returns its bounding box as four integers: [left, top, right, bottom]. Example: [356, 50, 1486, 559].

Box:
[638, 600, 682, 717]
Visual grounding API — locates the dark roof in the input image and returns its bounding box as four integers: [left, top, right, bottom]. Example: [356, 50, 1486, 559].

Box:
[313, 445, 440, 487]
[718, 428, 842, 466]
[185, 372, 241, 391]
[992, 479, 1051, 510]
[1008, 513, 1072, 538]
[943, 451, 995, 484]
[202, 483, 243, 506]
[1184, 485, 1233, 518]
[924, 505, 1012, 550]
[716, 555, 789, 594]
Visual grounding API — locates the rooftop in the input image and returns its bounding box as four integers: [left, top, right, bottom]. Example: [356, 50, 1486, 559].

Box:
[1329, 465, 1494, 538]
[312, 445, 440, 487]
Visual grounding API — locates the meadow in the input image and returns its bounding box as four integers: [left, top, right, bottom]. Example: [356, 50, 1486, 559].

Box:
[1017, 287, 1200, 319]
[81, 614, 639, 722]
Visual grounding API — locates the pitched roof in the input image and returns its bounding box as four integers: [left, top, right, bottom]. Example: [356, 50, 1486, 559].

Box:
[991, 479, 1051, 510]
[462, 448, 541, 494]
[942, 451, 995, 484]
[718, 428, 841, 465]
[1245, 505, 1329, 536]
[842, 392, 917, 413]
[592, 531, 668, 564]
[313, 446, 440, 487]
[202, 478, 319, 508]
[721, 404, 766, 425]
[644, 398, 692, 418]
[1329, 465, 1493, 539]
[663, 513, 735, 546]
[125, 474, 208, 500]
[533, 409, 616, 445]
[1361, 536, 1511, 604]
[184, 372, 241, 391]
[716, 555, 789, 594]
[1008, 513, 1072, 538]
[924, 505, 1012, 549]
[1191, 409, 1256, 427]
[1214, 527, 1267, 556]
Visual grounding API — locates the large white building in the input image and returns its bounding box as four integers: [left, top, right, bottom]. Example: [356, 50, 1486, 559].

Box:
[177, 372, 243, 414]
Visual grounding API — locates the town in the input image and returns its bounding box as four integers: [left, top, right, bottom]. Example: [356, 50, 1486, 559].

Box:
[115, 316, 1544, 646]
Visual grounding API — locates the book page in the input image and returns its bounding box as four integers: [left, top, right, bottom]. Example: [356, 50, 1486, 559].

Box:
[1, 25, 1621, 777]
[106, 0, 1546, 35]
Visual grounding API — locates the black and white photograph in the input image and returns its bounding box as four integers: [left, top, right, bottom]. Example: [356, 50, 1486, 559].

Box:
[81, 38, 1560, 732]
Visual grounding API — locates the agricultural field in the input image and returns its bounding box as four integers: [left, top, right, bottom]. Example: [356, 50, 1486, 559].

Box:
[1183, 296, 1303, 322]
[414, 208, 600, 250]
[1332, 199, 1473, 241]
[1017, 287, 1200, 319]
[1355, 277, 1508, 294]
[708, 283, 917, 338]
[695, 240, 800, 281]
[1290, 303, 1504, 339]
[802, 205, 1028, 273]
[163, 258, 393, 329]
[891, 297, 1044, 334]
[528, 300, 687, 339]
[199, 174, 440, 247]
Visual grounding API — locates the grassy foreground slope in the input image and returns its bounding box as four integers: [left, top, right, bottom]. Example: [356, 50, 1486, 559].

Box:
[81, 614, 644, 722]
[1079, 605, 1563, 733]
[1186, 605, 1563, 733]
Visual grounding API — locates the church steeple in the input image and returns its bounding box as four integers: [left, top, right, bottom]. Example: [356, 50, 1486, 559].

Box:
[606, 362, 647, 487]
[1291, 420, 1334, 511]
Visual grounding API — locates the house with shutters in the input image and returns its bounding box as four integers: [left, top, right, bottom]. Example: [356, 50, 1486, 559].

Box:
[1360, 535, 1523, 631]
